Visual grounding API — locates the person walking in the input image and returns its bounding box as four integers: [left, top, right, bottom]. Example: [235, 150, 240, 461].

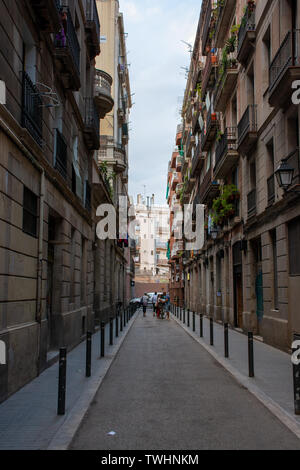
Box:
[141, 293, 148, 317]
[152, 292, 158, 317]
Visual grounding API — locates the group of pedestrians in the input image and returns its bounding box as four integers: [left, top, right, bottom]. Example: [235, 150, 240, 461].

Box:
[140, 292, 170, 320]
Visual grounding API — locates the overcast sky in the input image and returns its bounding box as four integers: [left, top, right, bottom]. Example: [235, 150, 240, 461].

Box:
[120, 0, 201, 205]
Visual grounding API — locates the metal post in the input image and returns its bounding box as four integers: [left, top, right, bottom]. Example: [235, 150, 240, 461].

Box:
[183, 308, 186, 324]
[116, 314, 119, 338]
[192, 312, 195, 332]
[86, 331, 92, 377]
[120, 310, 123, 332]
[57, 347, 67, 415]
[187, 309, 190, 327]
[248, 332, 254, 377]
[200, 314, 203, 338]
[292, 338, 300, 415]
[100, 321, 105, 357]
[109, 317, 113, 346]
[180, 307, 182, 321]
[210, 317, 214, 346]
[224, 323, 229, 358]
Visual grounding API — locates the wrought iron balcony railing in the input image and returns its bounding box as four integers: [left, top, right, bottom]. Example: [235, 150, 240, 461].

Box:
[85, 181, 91, 212]
[269, 30, 300, 94]
[237, 8, 256, 55]
[215, 127, 237, 166]
[247, 188, 256, 218]
[54, 9, 80, 75]
[237, 104, 257, 147]
[84, 98, 100, 150]
[85, 0, 101, 58]
[54, 128, 68, 180]
[22, 71, 43, 146]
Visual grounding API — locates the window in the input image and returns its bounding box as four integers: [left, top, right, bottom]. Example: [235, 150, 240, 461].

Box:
[271, 230, 278, 309]
[262, 26, 271, 92]
[23, 187, 38, 237]
[288, 218, 300, 275]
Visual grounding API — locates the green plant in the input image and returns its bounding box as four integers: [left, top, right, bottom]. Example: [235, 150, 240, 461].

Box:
[211, 184, 239, 225]
[216, 130, 223, 142]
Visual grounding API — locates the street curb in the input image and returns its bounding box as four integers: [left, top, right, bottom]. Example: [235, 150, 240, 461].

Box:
[46, 311, 139, 450]
[171, 314, 300, 441]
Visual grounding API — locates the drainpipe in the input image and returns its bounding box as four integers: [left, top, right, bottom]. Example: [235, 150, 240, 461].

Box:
[0, 116, 45, 375]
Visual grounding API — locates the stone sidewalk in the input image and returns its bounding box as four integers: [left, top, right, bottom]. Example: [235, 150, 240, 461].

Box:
[171, 308, 300, 439]
[0, 310, 137, 450]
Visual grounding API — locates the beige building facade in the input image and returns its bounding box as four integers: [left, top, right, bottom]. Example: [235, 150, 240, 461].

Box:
[174, 0, 300, 352]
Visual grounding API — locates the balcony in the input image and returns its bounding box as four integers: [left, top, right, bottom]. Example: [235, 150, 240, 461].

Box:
[29, 0, 61, 32]
[214, 0, 236, 48]
[201, 0, 212, 56]
[201, 106, 218, 151]
[176, 155, 183, 171]
[202, 54, 218, 97]
[176, 124, 183, 146]
[191, 141, 205, 177]
[118, 98, 127, 122]
[269, 30, 300, 109]
[114, 143, 127, 173]
[94, 69, 114, 118]
[185, 132, 194, 159]
[214, 60, 238, 113]
[171, 172, 180, 190]
[22, 72, 43, 147]
[98, 136, 127, 173]
[85, 0, 101, 59]
[54, 129, 67, 180]
[170, 150, 178, 169]
[247, 189, 256, 218]
[237, 104, 258, 154]
[214, 128, 239, 179]
[192, 101, 201, 134]
[267, 174, 275, 206]
[83, 98, 100, 150]
[199, 169, 220, 204]
[54, 9, 80, 90]
[237, 8, 256, 67]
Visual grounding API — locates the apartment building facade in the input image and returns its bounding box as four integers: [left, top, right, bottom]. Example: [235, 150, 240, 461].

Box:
[0, 0, 132, 403]
[94, 0, 133, 316]
[167, 128, 185, 307]
[174, 0, 300, 351]
[134, 195, 170, 296]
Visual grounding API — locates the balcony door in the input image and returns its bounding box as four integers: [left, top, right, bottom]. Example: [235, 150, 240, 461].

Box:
[233, 242, 243, 328]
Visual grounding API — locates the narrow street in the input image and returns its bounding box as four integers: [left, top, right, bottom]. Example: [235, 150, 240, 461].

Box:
[70, 308, 300, 450]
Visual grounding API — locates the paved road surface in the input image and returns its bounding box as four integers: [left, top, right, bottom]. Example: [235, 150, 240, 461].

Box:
[70, 310, 300, 450]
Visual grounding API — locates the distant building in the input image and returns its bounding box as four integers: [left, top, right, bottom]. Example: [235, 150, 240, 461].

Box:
[134, 195, 170, 296]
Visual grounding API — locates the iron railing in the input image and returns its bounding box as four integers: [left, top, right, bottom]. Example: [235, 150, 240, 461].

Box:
[54, 128, 67, 180]
[95, 69, 113, 97]
[191, 141, 202, 175]
[22, 72, 43, 146]
[237, 7, 256, 54]
[201, 53, 212, 96]
[267, 174, 275, 205]
[269, 30, 300, 93]
[84, 97, 100, 136]
[86, 0, 100, 38]
[247, 188, 256, 217]
[54, 9, 80, 75]
[215, 127, 237, 166]
[202, 0, 212, 54]
[237, 104, 257, 146]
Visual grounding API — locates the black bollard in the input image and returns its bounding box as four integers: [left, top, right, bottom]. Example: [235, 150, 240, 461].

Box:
[116, 314, 119, 338]
[192, 312, 195, 332]
[100, 321, 105, 357]
[180, 307, 182, 321]
[183, 308, 186, 324]
[248, 332, 254, 377]
[120, 311, 123, 332]
[57, 347, 67, 415]
[210, 317, 214, 346]
[187, 309, 190, 328]
[86, 331, 92, 377]
[109, 317, 113, 346]
[200, 314, 203, 338]
[224, 323, 229, 358]
[292, 338, 300, 415]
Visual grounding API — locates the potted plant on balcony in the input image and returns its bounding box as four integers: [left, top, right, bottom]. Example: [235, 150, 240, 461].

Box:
[211, 112, 217, 121]
[225, 35, 236, 54]
[211, 54, 218, 65]
[247, 0, 256, 13]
